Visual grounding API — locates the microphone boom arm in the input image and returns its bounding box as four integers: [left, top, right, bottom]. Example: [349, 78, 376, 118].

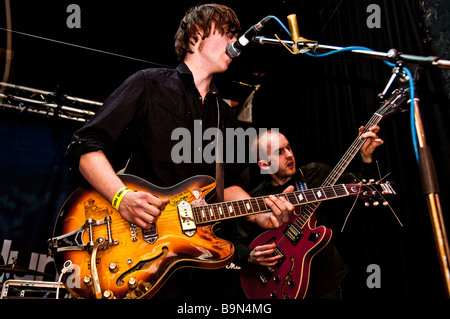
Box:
[252, 36, 450, 69]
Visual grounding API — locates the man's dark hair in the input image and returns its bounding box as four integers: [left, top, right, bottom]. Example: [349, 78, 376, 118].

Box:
[174, 3, 241, 61]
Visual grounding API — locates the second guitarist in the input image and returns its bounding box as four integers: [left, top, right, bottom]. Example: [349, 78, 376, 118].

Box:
[223, 127, 384, 299]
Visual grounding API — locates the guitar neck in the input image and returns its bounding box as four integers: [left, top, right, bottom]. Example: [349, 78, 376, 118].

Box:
[191, 106, 385, 226]
[323, 113, 383, 186]
[191, 89, 406, 227]
[296, 112, 383, 227]
[192, 184, 354, 224]
[322, 88, 407, 187]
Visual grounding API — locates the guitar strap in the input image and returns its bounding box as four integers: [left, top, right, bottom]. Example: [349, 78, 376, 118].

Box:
[118, 98, 225, 204]
[215, 157, 224, 202]
[215, 98, 224, 202]
[295, 168, 307, 191]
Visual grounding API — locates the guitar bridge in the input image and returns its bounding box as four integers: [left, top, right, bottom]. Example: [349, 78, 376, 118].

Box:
[129, 222, 158, 244]
[142, 223, 158, 244]
[258, 266, 275, 284]
[257, 247, 285, 285]
[177, 201, 197, 237]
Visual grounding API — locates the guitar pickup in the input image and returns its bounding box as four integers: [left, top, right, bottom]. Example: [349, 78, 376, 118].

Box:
[177, 201, 197, 237]
[283, 223, 303, 245]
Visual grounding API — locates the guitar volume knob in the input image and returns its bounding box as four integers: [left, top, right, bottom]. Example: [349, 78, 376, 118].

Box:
[83, 275, 92, 287]
[109, 262, 119, 273]
[103, 290, 114, 299]
[128, 277, 138, 289]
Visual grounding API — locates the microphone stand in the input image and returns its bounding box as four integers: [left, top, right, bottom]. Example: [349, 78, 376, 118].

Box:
[252, 35, 450, 298]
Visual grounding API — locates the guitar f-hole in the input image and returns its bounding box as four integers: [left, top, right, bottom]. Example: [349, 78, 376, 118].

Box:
[116, 247, 169, 287]
[280, 257, 296, 299]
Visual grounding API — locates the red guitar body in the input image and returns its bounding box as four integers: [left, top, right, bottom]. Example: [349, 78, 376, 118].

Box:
[240, 210, 332, 299]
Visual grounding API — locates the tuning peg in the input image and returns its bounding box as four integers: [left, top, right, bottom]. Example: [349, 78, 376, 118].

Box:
[373, 201, 379, 206]
[383, 201, 389, 206]
[364, 201, 370, 207]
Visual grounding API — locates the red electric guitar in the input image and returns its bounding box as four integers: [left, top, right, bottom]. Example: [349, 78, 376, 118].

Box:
[240, 88, 407, 299]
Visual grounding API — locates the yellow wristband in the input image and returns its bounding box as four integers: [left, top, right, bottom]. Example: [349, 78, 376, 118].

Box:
[112, 187, 131, 210]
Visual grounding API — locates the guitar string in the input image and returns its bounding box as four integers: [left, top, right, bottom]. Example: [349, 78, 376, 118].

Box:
[273, 185, 355, 251]
[192, 188, 344, 224]
[96, 183, 358, 238]
[295, 116, 380, 232]
[89, 184, 375, 249]
[362, 181, 403, 227]
[271, 109, 386, 252]
[90, 182, 375, 253]
[291, 116, 378, 231]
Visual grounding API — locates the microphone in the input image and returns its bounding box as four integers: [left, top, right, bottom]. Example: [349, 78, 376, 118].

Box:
[287, 14, 301, 43]
[226, 16, 271, 58]
[287, 14, 304, 54]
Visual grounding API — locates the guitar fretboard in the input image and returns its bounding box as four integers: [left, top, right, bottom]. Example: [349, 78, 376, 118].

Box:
[192, 184, 351, 224]
[292, 88, 406, 229]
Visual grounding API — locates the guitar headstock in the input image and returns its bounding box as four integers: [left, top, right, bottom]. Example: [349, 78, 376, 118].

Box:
[377, 87, 409, 119]
[346, 180, 396, 206]
[341, 179, 402, 231]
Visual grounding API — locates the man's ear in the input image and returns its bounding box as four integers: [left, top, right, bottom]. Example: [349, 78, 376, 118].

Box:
[188, 36, 200, 52]
[258, 160, 271, 172]
[187, 27, 204, 53]
[185, 32, 206, 61]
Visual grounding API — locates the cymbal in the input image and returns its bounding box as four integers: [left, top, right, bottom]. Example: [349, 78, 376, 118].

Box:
[0, 264, 50, 277]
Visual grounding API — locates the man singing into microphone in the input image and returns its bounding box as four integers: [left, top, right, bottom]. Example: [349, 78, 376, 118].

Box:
[65, 3, 293, 298]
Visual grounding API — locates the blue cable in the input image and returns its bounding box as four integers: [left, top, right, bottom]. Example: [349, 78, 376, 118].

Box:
[404, 67, 419, 163]
[305, 45, 419, 163]
[270, 17, 419, 162]
[383, 61, 419, 162]
[305, 46, 374, 57]
[268, 15, 292, 37]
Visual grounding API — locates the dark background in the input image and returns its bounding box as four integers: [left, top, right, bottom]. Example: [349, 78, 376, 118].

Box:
[1, 0, 450, 301]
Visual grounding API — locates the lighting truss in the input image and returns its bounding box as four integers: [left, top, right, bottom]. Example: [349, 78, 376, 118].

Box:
[0, 82, 101, 122]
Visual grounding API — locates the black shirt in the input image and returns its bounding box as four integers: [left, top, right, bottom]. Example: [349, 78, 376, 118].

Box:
[66, 63, 240, 188]
[225, 161, 377, 298]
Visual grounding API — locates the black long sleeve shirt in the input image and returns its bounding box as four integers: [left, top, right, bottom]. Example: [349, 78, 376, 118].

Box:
[66, 63, 240, 188]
